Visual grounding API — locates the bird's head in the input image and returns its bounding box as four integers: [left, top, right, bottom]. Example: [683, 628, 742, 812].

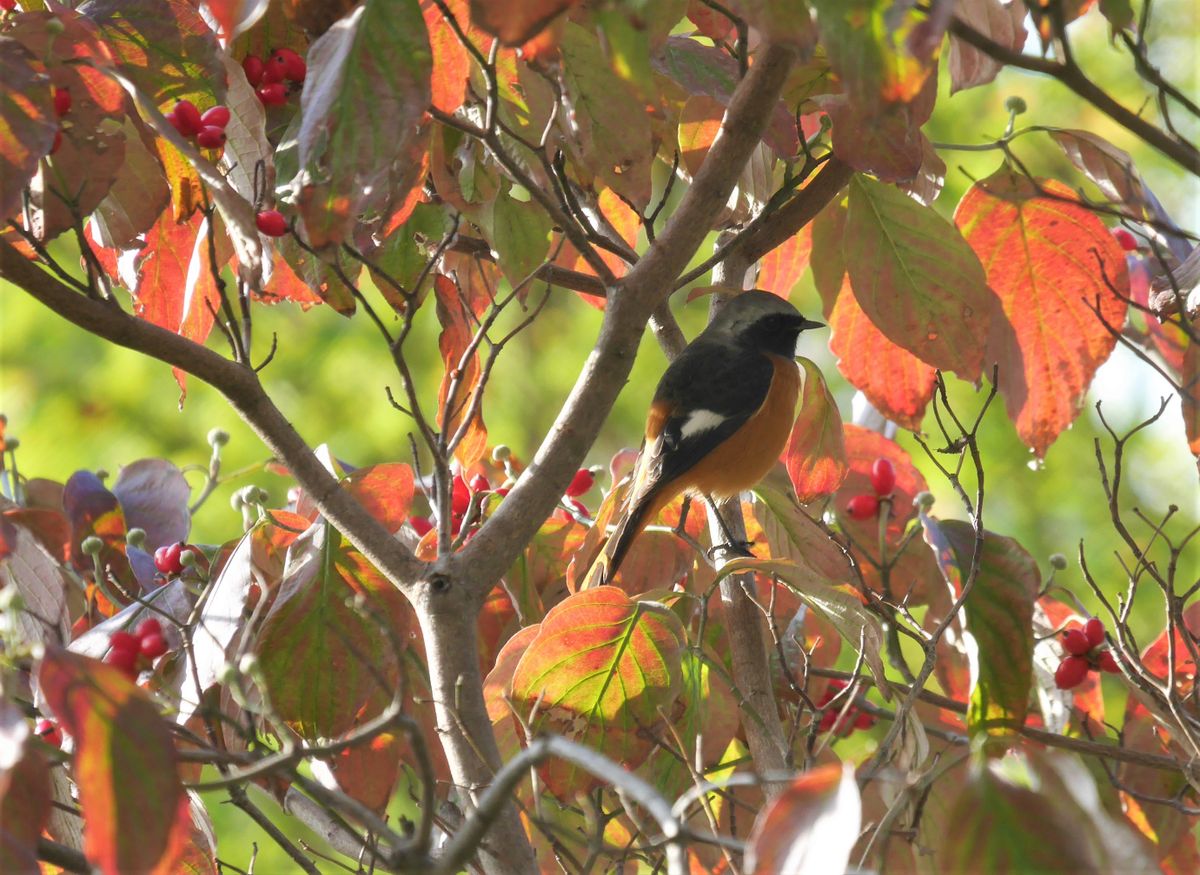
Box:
[708, 290, 824, 357]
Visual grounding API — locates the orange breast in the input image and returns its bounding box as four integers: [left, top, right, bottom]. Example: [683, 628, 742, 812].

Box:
[684, 354, 800, 498]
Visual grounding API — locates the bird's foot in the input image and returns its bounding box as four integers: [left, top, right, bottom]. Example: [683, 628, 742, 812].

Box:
[708, 540, 755, 561]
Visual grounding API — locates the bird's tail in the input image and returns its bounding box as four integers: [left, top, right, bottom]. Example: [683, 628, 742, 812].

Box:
[596, 488, 663, 587]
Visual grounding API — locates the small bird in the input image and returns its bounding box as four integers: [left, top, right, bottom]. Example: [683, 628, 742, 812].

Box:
[601, 291, 825, 584]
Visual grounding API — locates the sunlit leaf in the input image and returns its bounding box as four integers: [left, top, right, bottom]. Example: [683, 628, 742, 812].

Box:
[845, 174, 994, 380]
[955, 168, 1130, 456]
[753, 467, 854, 584]
[0, 712, 52, 873]
[422, 0, 473, 114]
[508, 587, 685, 796]
[0, 40, 57, 223]
[111, 459, 191, 553]
[341, 463, 415, 535]
[63, 470, 138, 599]
[678, 94, 724, 178]
[489, 185, 553, 288]
[92, 118, 171, 249]
[203, 0, 271, 40]
[0, 517, 70, 645]
[746, 761, 860, 874]
[323, 731, 404, 814]
[291, 0, 431, 247]
[757, 225, 813, 299]
[469, 0, 580, 45]
[435, 273, 489, 469]
[39, 648, 191, 875]
[783, 357, 847, 502]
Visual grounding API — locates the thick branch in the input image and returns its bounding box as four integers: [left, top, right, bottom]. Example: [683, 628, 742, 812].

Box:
[949, 17, 1200, 176]
[460, 42, 801, 590]
[0, 240, 426, 591]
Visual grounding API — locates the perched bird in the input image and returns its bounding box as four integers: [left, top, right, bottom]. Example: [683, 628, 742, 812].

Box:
[601, 291, 824, 584]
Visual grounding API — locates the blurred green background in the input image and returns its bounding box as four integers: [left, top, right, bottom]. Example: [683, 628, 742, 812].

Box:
[3, 7, 1198, 871]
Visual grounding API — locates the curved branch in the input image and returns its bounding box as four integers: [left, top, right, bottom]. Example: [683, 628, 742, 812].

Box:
[0, 240, 426, 591]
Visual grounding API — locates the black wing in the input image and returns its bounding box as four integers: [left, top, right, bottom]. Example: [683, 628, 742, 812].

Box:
[646, 337, 774, 489]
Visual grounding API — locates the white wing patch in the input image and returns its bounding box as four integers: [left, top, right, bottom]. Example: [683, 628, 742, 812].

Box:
[679, 409, 728, 439]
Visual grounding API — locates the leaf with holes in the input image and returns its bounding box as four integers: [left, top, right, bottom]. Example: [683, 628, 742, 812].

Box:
[746, 761, 861, 874]
[955, 168, 1130, 456]
[783, 358, 847, 503]
[941, 521, 1037, 739]
[844, 174, 994, 380]
[291, 0, 431, 246]
[508, 587, 685, 797]
[38, 648, 190, 875]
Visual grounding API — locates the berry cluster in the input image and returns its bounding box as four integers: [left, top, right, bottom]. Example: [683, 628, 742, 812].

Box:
[410, 472, 497, 540]
[154, 541, 196, 576]
[165, 99, 231, 152]
[846, 458, 896, 521]
[816, 679, 876, 735]
[1054, 617, 1120, 689]
[103, 617, 170, 681]
[243, 47, 306, 107]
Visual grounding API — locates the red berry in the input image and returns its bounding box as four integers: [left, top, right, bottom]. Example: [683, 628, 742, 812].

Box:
[255, 209, 287, 237]
[0, 0, 17, 12]
[870, 458, 896, 496]
[270, 47, 307, 83]
[256, 82, 288, 106]
[565, 468, 595, 498]
[449, 513, 463, 536]
[165, 111, 185, 136]
[36, 719, 62, 748]
[154, 542, 185, 574]
[1084, 617, 1106, 648]
[409, 515, 433, 537]
[242, 54, 265, 87]
[109, 630, 139, 654]
[845, 494, 879, 521]
[259, 61, 285, 85]
[53, 86, 71, 117]
[104, 644, 139, 680]
[854, 711, 876, 730]
[140, 632, 168, 659]
[495, 487, 510, 498]
[200, 105, 230, 129]
[469, 474, 491, 494]
[195, 125, 226, 149]
[1112, 227, 1138, 251]
[451, 474, 470, 516]
[1097, 650, 1120, 673]
[1061, 628, 1092, 657]
[135, 617, 162, 641]
[172, 99, 202, 136]
[49, 129, 62, 154]
[568, 498, 590, 517]
[1054, 655, 1090, 690]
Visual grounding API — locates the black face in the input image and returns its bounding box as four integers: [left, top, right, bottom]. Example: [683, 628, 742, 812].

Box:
[742, 312, 823, 357]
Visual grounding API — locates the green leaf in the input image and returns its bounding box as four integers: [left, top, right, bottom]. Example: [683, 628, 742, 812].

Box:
[254, 524, 410, 740]
[489, 186, 554, 288]
[508, 587, 685, 797]
[291, 0, 432, 247]
[844, 174, 994, 380]
[940, 520, 1037, 739]
[80, 0, 226, 108]
[38, 647, 190, 875]
[559, 21, 653, 209]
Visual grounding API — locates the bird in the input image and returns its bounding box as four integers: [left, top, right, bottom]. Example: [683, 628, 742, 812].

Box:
[600, 291, 825, 585]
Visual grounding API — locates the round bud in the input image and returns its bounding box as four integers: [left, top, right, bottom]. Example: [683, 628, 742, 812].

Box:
[80, 535, 104, 556]
[207, 427, 230, 447]
[178, 548, 197, 568]
[3, 437, 18, 450]
[913, 491, 935, 511]
[1048, 553, 1068, 570]
[238, 653, 259, 675]
[45, 17, 66, 35]
[492, 445, 512, 462]
[126, 527, 147, 549]
[1005, 95, 1027, 115]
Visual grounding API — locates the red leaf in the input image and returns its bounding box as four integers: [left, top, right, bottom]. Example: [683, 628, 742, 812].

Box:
[38, 648, 191, 875]
[757, 225, 813, 299]
[955, 169, 1131, 456]
[468, 0, 580, 46]
[202, 0, 269, 40]
[746, 762, 861, 874]
[844, 173, 994, 380]
[0, 40, 57, 223]
[508, 587, 685, 797]
[435, 274, 489, 469]
[783, 358, 848, 502]
[325, 732, 404, 813]
[1140, 602, 1200, 697]
[341, 463, 415, 535]
[686, 0, 734, 40]
[423, 0, 473, 114]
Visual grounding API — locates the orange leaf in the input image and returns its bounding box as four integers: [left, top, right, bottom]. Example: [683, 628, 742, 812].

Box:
[434, 274, 489, 469]
[783, 358, 848, 502]
[955, 169, 1130, 456]
[38, 648, 191, 875]
[829, 276, 936, 430]
[468, 0, 580, 46]
[678, 94, 725, 177]
[757, 225, 813, 300]
[341, 463, 415, 534]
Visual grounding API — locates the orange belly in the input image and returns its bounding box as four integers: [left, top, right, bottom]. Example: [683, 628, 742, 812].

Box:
[679, 353, 800, 499]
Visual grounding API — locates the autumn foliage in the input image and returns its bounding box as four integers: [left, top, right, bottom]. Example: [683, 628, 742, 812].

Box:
[1, 1, 1198, 873]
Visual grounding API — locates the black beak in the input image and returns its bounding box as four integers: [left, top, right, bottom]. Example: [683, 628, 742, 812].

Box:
[800, 318, 825, 331]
